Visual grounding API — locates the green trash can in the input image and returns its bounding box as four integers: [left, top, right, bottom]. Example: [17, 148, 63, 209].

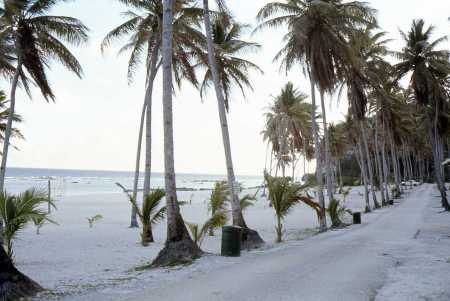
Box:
[221, 226, 241, 257]
[353, 212, 361, 224]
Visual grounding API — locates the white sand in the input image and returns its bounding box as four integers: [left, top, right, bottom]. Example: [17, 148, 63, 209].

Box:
[14, 185, 447, 300]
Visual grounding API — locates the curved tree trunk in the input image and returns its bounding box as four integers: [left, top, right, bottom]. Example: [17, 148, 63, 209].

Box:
[360, 121, 380, 209]
[0, 60, 21, 192]
[310, 79, 327, 231]
[131, 45, 160, 229]
[202, 0, 263, 248]
[0, 61, 22, 244]
[142, 45, 160, 204]
[130, 99, 146, 228]
[0, 245, 41, 301]
[319, 91, 334, 203]
[152, 0, 202, 267]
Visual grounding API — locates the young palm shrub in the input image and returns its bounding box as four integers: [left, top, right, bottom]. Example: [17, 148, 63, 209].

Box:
[32, 216, 47, 235]
[207, 181, 229, 236]
[186, 212, 228, 248]
[0, 189, 56, 259]
[240, 193, 256, 211]
[86, 214, 103, 228]
[265, 174, 304, 243]
[327, 199, 351, 228]
[116, 183, 166, 246]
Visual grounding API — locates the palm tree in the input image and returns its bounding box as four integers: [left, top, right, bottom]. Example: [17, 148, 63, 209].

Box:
[0, 0, 89, 194]
[207, 181, 229, 236]
[0, 189, 55, 259]
[263, 82, 313, 178]
[116, 183, 166, 245]
[200, 2, 264, 248]
[186, 211, 227, 247]
[152, 0, 202, 267]
[102, 0, 205, 227]
[394, 19, 450, 210]
[265, 173, 314, 242]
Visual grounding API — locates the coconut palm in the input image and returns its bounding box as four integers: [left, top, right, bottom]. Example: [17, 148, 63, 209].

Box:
[152, 0, 202, 267]
[0, 189, 56, 259]
[394, 19, 450, 210]
[117, 182, 166, 245]
[200, 2, 264, 248]
[263, 82, 313, 179]
[102, 0, 205, 227]
[186, 212, 228, 247]
[265, 173, 311, 242]
[0, 0, 89, 194]
[207, 181, 229, 235]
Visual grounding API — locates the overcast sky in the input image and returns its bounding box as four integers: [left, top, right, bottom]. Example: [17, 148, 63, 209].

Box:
[5, 0, 450, 176]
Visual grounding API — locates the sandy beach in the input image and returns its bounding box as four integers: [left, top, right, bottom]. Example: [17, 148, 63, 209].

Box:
[14, 186, 370, 300]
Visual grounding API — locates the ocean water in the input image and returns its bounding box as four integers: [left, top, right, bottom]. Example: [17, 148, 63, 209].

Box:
[5, 167, 263, 197]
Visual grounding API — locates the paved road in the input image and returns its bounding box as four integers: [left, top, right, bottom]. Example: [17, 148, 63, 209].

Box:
[129, 185, 429, 301]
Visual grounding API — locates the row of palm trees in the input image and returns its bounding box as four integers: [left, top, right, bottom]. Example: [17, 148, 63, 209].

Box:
[258, 0, 450, 228]
[2, 0, 450, 300]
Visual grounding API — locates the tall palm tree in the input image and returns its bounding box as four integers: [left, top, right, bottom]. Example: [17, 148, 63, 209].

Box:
[152, 0, 202, 267]
[200, 2, 264, 248]
[0, 0, 89, 193]
[102, 0, 205, 227]
[256, 0, 375, 231]
[394, 19, 450, 210]
[263, 82, 313, 178]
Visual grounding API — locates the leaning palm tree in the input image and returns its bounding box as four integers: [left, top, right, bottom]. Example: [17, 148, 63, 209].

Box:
[152, 0, 202, 267]
[102, 0, 205, 227]
[199, 4, 264, 248]
[394, 19, 450, 210]
[0, 0, 89, 193]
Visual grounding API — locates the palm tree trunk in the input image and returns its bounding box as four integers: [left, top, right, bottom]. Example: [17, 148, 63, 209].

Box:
[0, 244, 42, 300]
[360, 121, 380, 208]
[356, 138, 370, 212]
[0, 61, 22, 244]
[319, 91, 334, 203]
[374, 116, 386, 205]
[388, 130, 401, 193]
[202, 0, 241, 226]
[427, 118, 449, 210]
[202, 0, 264, 248]
[0, 60, 21, 192]
[130, 98, 146, 228]
[381, 120, 390, 201]
[131, 45, 160, 228]
[142, 45, 160, 205]
[152, 0, 202, 267]
[309, 79, 327, 231]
